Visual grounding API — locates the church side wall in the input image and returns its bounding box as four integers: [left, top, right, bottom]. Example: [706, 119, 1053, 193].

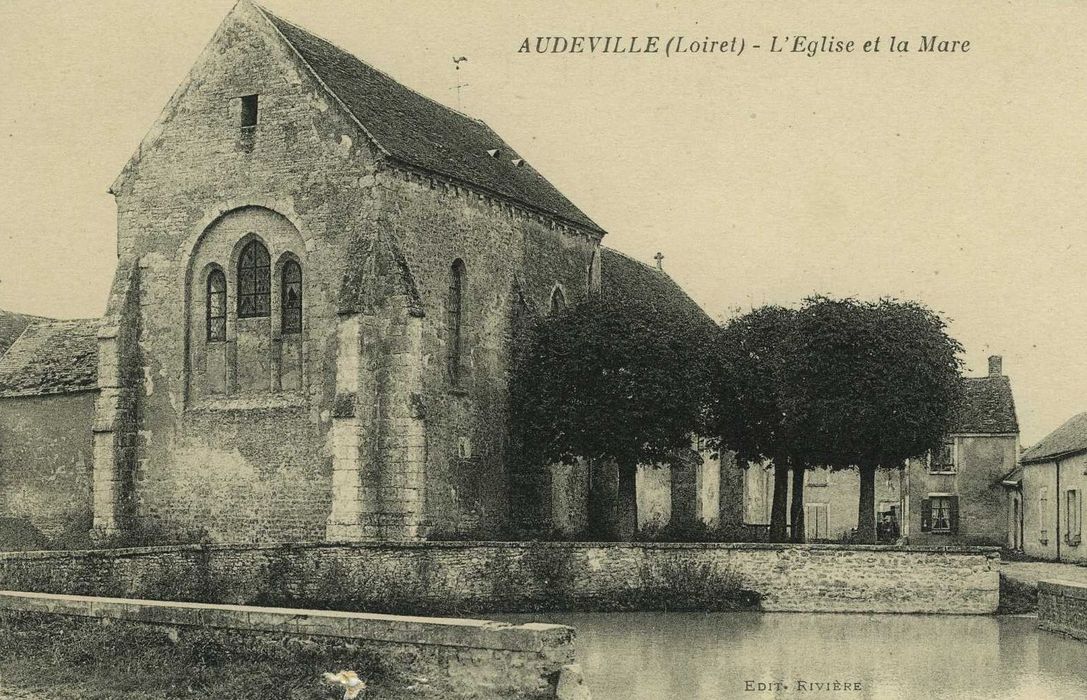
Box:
[0, 392, 96, 541]
[376, 172, 599, 537]
[108, 7, 384, 542]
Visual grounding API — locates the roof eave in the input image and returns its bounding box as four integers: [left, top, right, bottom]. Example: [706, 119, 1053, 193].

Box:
[381, 156, 605, 238]
[1020, 447, 1087, 466]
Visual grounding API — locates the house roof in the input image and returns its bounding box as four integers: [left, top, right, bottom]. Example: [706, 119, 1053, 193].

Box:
[1000, 465, 1023, 487]
[0, 309, 44, 359]
[1020, 411, 1087, 465]
[600, 248, 715, 332]
[950, 375, 1019, 435]
[0, 318, 99, 398]
[258, 6, 603, 234]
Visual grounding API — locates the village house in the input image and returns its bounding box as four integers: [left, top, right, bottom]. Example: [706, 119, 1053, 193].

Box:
[743, 355, 1020, 545]
[0, 2, 728, 547]
[1011, 412, 1087, 563]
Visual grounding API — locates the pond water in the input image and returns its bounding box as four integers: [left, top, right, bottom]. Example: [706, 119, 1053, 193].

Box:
[503, 612, 1087, 700]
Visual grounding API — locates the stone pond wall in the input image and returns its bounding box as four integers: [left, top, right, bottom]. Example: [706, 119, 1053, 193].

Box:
[1038, 579, 1087, 641]
[0, 542, 1000, 614]
[0, 590, 579, 699]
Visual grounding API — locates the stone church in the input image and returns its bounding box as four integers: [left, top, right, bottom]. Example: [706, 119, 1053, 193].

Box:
[0, 2, 729, 546]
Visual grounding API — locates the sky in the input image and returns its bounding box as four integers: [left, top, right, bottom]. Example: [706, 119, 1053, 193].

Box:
[1, 0, 1085, 445]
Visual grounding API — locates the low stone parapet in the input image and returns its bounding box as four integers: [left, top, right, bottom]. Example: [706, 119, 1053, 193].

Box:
[1038, 579, 1087, 642]
[0, 590, 576, 698]
[0, 541, 1001, 614]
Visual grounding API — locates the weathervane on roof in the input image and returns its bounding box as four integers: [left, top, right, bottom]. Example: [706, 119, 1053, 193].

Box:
[452, 56, 469, 109]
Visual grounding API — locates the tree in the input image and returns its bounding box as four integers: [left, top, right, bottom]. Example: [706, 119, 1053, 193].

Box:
[713, 306, 801, 543]
[781, 297, 964, 544]
[510, 294, 713, 540]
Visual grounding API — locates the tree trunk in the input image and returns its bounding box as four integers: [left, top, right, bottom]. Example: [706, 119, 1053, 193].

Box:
[769, 462, 790, 543]
[790, 462, 806, 543]
[616, 462, 639, 541]
[588, 459, 618, 540]
[856, 464, 877, 544]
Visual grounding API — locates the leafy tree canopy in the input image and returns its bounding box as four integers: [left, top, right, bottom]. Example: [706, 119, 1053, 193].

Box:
[780, 296, 965, 469]
[511, 294, 714, 471]
[713, 305, 800, 466]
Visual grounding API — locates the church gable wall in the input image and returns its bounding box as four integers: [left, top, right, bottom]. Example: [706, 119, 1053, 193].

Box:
[108, 4, 385, 542]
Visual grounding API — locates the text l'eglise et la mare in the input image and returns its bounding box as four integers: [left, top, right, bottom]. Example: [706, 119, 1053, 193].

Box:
[518, 35, 971, 57]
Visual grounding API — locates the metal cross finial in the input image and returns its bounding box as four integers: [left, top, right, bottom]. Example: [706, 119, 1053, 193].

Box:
[654, 251, 664, 270]
[451, 56, 469, 109]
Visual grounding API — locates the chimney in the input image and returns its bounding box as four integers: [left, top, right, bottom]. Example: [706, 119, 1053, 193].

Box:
[988, 355, 1003, 377]
[654, 251, 664, 271]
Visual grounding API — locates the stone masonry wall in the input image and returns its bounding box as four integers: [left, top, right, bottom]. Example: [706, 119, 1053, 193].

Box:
[0, 590, 576, 699]
[0, 542, 1000, 614]
[377, 171, 600, 537]
[1038, 579, 1087, 642]
[0, 393, 96, 540]
[108, 2, 382, 542]
[102, 1, 601, 542]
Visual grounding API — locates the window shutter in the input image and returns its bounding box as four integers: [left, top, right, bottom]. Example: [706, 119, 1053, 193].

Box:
[949, 496, 960, 535]
[921, 498, 932, 532]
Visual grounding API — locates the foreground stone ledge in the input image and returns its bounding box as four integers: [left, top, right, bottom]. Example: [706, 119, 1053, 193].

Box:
[0, 590, 578, 698]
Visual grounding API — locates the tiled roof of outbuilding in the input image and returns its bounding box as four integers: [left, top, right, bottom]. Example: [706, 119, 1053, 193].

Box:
[951, 375, 1019, 435]
[0, 309, 43, 358]
[0, 318, 99, 398]
[1020, 411, 1087, 464]
[259, 6, 602, 234]
[600, 248, 715, 332]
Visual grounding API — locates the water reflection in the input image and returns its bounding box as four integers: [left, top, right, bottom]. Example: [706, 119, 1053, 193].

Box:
[503, 613, 1087, 700]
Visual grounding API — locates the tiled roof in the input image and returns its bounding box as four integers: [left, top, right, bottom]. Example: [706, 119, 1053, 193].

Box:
[0, 309, 43, 358]
[600, 248, 715, 332]
[950, 375, 1019, 435]
[0, 319, 99, 398]
[259, 7, 602, 233]
[1021, 412, 1087, 464]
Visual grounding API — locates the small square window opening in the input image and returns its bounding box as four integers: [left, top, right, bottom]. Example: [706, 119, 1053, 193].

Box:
[241, 94, 259, 129]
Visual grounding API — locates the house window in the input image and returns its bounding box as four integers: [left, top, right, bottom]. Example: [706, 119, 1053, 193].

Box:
[929, 442, 956, 473]
[808, 469, 828, 487]
[281, 260, 302, 334]
[237, 240, 270, 318]
[448, 259, 466, 384]
[206, 269, 226, 342]
[1067, 490, 1082, 546]
[550, 287, 566, 315]
[921, 495, 958, 534]
[1040, 487, 1049, 544]
[240, 94, 258, 129]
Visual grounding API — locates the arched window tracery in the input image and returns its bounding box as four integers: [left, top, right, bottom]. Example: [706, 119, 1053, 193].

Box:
[281, 259, 303, 334]
[237, 240, 271, 318]
[550, 287, 566, 315]
[206, 269, 227, 342]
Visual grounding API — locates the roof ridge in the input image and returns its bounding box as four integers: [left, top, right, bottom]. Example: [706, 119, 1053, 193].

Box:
[602, 246, 714, 323]
[602, 246, 664, 275]
[254, 4, 485, 127]
[252, 3, 390, 159]
[0, 320, 33, 365]
[1020, 410, 1087, 463]
[254, 4, 601, 233]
